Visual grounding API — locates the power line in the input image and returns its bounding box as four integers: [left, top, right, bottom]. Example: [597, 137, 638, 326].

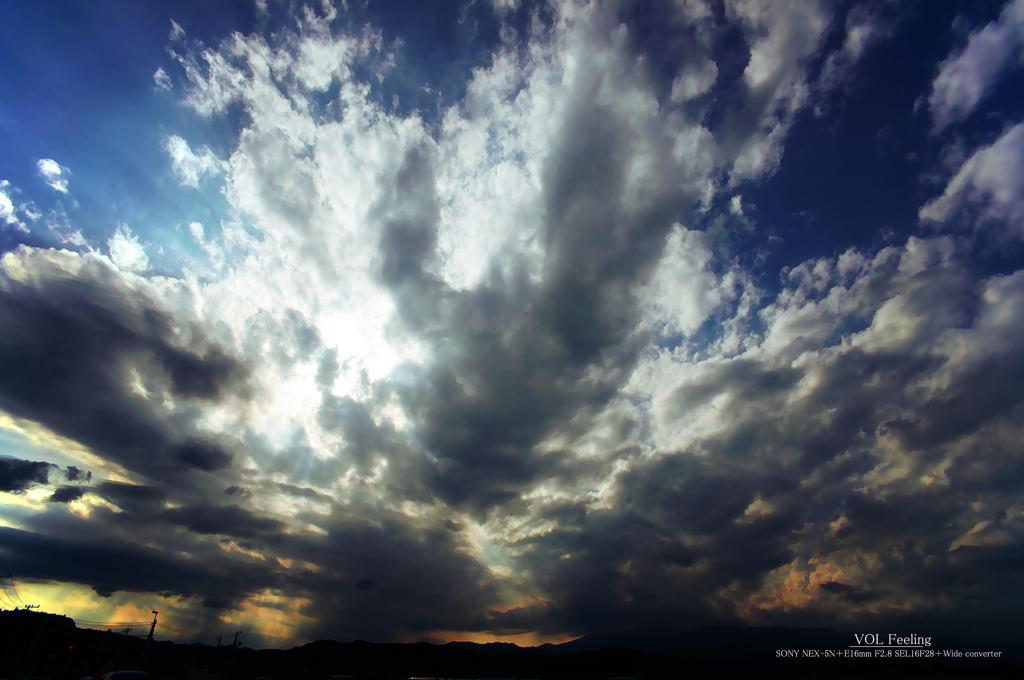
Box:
[0, 586, 17, 609]
[0, 573, 19, 609]
[0, 604, 182, 636]
[156, 622, 183, 634]
[7, 574, 25, 606]
[0, 570, 27, 609]
[73, 619, 185, 632]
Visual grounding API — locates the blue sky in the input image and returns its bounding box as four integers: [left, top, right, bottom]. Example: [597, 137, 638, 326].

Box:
[2, 0, 1024, 649]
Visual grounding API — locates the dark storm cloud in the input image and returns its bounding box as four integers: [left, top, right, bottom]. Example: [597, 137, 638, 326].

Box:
[47, 485, 86, 503]
[158, 345, 248, 400]
[782, 467, 1024, 635]
[664, 347, 933, 478]
[890, 352, 1024, 451]
[160, 503, 286, 539]
[245, 401, 427, 504]
[0, 523, 278, 604]
[478, 254, 1024, 638]
[334, 17, 970, 630]
[283, 508, 498, 642]
[383, 36, 693, 516]
[500, 510, 731, 635]
[168, 437, 234, 472]
[0, 258, 283, 621]
[491, 450, 809, 636]
[376, 143, 441, 290]
[318, 395, 381, 469]
[401, 296, 604, 513]
[310, 387, 445, 508]
[943, 429, 1024, 497]
[268, 481, 333, 504]
[96, 481, 167, 511]
[665, 360, 803, 422]
[224, 484, 253, 499]
[0, 455, 53, 492]
[538, 73, 686, 365]
[818, 581, 875, 603]
[0, 264, 248, 479]
[64, 465, 91, 482]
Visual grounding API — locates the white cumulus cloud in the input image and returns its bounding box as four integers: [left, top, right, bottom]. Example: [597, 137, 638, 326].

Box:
[919, 121, 1024, 236]
[154, 67, 173, 91]
[108, 224, 150, 272]
[0, 181, 21, 228]
[37, 158, 69, 193]
[164, 135, 224, 187]
[723, 0, 832, 181]
[929, 0, 1024, 130]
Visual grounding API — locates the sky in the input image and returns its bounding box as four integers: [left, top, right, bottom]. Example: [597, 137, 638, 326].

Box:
[2, 0, 1024, 650]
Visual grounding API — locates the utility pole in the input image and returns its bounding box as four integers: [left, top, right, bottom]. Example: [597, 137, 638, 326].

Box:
[227, 630, 242, 680]
[109, 628, 132, 673]
[1, 602, 28, 669]
[137, 611, 158, 670]
[15, 618, 48, 680]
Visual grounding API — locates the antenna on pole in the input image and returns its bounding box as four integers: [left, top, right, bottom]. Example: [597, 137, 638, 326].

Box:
[137, 611, 158, 670]
[227, 630, 242, 680]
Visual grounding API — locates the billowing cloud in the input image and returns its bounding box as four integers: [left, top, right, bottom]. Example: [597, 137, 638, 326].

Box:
[929, 0, 1024, 130]
[671, 58, 718, 102]
[494, 233, 1024, 636]
[721, 0, 832, 180]
[815, 2, 891, 100]
[0, 522, 280, 604]
[919, 121, 1024, 235]
[107, 224, 150, 272]
[0, 181, 23, 229]
[164, 135, 224, 188]
[0, 248, 248, 483]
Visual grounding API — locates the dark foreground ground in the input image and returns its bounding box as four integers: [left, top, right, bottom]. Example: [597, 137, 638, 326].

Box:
[2, 609, 1022, 680]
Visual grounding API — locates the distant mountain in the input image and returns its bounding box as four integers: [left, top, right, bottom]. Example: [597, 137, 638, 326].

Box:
[445, 641, 567, 657]
[449, 624, 1024, 676]
[3, 609, 1022, 680]
[448, 625, 849, 658]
